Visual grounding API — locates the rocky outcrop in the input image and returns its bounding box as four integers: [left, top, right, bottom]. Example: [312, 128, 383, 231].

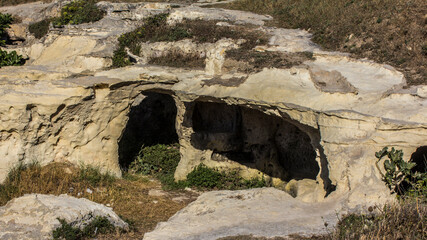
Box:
[0, 194, 128, 240]
[143, 188, 341, 240]
[0, 0, 426, 212]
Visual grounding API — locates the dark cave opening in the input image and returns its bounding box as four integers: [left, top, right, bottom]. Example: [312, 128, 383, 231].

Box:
[191, 101, 320, 181]
[410, 146, 427, 174]
[118, 92, 178, 169]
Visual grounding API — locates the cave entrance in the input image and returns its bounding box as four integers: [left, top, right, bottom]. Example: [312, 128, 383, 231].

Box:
[191, 101, 320, 181]
[118, 92, 178, 168]
[410, 146, 427, 174]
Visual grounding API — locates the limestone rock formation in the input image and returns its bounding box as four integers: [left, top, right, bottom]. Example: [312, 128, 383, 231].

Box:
[0, 0, 425, 218]
[0, 194, 128, 240]
[143, 188, 341, 240]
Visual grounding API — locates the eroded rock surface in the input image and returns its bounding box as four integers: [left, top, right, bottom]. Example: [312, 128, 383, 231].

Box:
[0, 194, 128, 240]
[143, 188, 341, 240]
[0, 0, 425, 219]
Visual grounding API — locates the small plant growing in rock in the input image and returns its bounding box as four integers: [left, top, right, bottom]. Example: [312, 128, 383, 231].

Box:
[52, 0, 105, 27]
[0, 12, 12, 45]
[129, 143, 185, 190]
[0, 48, 24, 66]
[375, 147, 426, 197]
[0, 12, 24, 67]
[29, 18, 51, 39]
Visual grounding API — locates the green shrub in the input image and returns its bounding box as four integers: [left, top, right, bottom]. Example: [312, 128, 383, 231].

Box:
[0, 13, 25, 66]
[52, 215, 115, 240]
[52, 0, 105, 26]
[375, 147, 426, 197]
[29, 18, 51, 39]
[111, 46, 131, 68]
[187, 164, 223, 188]
[186, 164, 270, 190]
[129, 143, 183, 189]
[0, 48, 24, 66]
[0, 12, 12, 45]
[130, 143, 180, 176]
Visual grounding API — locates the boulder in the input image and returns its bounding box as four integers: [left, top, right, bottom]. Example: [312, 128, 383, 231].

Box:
[0, 194, 128, 240]
[143, 188, 341, 240]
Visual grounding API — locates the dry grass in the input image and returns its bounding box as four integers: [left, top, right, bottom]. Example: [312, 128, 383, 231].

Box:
[148, 48, 206, 69]
[224, 50, 314, 73]
[216, 0, 427, 86]
[114, 14, 268, 68]
[0, 162, 197, 239]
[328, 200, 426, 240]
[221, 200, 426, 240]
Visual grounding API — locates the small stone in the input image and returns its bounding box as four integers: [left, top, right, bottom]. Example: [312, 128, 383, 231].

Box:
[148, 189, 167, 197]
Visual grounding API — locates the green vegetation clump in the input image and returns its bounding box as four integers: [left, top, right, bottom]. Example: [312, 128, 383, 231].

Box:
[130, 143, 180, 176]
[0, 48, 24, 66]
[0, 12, 24, 67]
[187, 164, 270, 190]
[129, 143, 185, 190]
[112, 13, 268, 68]
[375, 147, 426, 198]
[28, 18, 51, 39]
[129, 144, 269, 190]
[0, 12, 12, 44]
[52, 216, 115, 240]
[28, 0, 105, 39]
[53, 0, 105, 26]
[221, 0, 426, 85]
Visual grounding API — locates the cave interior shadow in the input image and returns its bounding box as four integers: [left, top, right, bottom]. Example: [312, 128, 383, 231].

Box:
[118, 92, 178, 169]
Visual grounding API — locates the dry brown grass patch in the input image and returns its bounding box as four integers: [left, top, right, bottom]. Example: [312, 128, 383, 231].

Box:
[223, 50, 314, 73]
[148, 48, 206, 69]
[217, 0, 427, 85]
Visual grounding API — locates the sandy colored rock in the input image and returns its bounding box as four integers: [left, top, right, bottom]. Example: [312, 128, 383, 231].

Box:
[0, 194, 128, 240]
[0, 0, 425, 214]
[143, 188, 341, 240]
